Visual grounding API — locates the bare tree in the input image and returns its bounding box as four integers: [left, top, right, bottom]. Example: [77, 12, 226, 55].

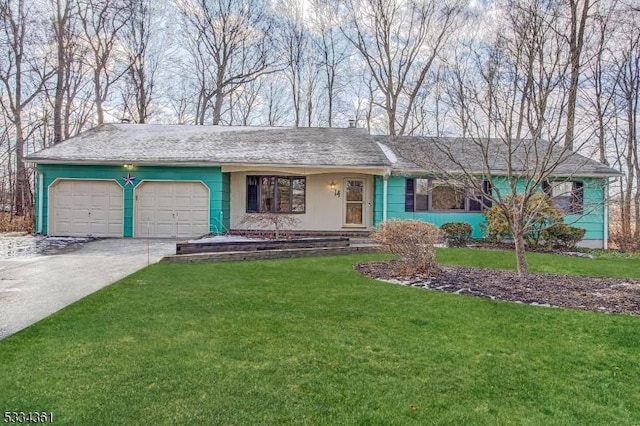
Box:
[564, 0, 593, 150]
[308, 0, 350, 127]
[119, 0, 162, 123]
[391, 0, 599, 277]
[585, 4, 618, 166]
[165, 79, 196, 124]
[583, 2, 639, 246]
[0, 116, 13, 212]
[351, 70, 376, 133]
[263, 79, 288, 126]
[227, 78, 263, 126]
[275, 0, 308, 127]
[0, 0, 54, 216]
[612, 24, 640, 240]
[77, 0, 131, 124]
[51, 0, 74, 143]
[343, 0, 465, 136]
[48, 0, 93, 141]
[178, 0, 278, 125]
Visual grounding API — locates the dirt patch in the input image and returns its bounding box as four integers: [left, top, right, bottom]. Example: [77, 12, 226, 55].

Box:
[355, 261, 640, 316]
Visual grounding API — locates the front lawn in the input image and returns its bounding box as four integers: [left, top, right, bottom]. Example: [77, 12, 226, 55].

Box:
[437, 247, 640, 278]
[1, 252, 639, 425]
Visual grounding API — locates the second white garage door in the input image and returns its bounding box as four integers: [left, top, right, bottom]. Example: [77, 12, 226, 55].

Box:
[135, 181, 210, 238]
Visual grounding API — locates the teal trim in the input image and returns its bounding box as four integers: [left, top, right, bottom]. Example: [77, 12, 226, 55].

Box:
[373, 175, 384, 225]
[34, 164, 609, 244]
[218, 172, 231, 233]
[491, 177, 607, 241]
[382, 175, 486, 238]
[34, 171, 43, 234]
[379, 175, 609, 243]
[36, 164, 224, 237]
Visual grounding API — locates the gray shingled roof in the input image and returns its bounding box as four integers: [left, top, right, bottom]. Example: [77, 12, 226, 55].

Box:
[26, 124, 619, 178]
[375, 136, 620, 177]
[25, 124, 392, 169]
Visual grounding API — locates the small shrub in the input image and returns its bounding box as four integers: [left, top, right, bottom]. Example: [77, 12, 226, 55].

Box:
[239, 212, 300, 239]
[541, 223, 586, 249]
[371, 219, 441, 276]
[0, 211, 34, 233]
[609, 229, 640, 252]
[441, 222, 473, 247]
[484, 193, 564, 247]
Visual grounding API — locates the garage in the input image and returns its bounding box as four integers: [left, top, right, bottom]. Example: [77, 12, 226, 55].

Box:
[49, 179, 124, 237]
[135, 181, 209, 238]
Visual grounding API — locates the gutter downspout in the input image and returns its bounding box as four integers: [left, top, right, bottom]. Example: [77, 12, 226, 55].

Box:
[382, 169, 390, 222]
[604, 178, 610, 250]
[37, 171, 44, 234]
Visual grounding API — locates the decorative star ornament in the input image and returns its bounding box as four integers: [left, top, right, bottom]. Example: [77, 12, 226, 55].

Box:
[123, 172, 136, 186]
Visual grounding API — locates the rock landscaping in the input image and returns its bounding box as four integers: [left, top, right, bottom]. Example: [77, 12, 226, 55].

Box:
[356, 261, 640, 316]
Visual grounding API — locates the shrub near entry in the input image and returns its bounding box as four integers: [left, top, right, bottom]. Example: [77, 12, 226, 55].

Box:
[371, 219, 441, 276]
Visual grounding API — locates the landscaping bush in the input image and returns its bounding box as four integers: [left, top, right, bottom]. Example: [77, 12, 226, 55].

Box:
[441, 222, 473, 247]
[541, 223, 586, 249]
[0, 211, 34, 233]
[484, 193, 564, 247]
[371, 219, 441, 276]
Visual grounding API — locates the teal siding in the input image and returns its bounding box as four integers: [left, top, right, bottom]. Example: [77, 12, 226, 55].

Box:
[375, 175, 608, 243]
[373, 176, 486, 238]
[36, 164, 224, 237]
[490, 177, 606, 241]
[565, 178, 606, 241]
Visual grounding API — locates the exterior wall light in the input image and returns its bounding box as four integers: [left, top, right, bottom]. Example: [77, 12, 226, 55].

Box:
[329, 180, 340, 197]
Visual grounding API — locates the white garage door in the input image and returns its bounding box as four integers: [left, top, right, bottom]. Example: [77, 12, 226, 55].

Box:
[135, 181, 209, 238]
[50, 180, 123, 237]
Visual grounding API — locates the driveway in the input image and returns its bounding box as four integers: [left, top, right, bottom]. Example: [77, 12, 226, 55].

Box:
[0, 237, 176, 340]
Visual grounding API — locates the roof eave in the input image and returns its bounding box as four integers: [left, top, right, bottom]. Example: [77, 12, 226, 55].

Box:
[389, 167, 622, 178]
[27, 158, 390, 172]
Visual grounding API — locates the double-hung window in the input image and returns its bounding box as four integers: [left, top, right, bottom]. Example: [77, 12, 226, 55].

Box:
[246, 176, 306, 213]
[405, 178, 492, 212]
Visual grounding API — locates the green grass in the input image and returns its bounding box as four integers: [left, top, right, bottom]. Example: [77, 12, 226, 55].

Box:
[437, 247, 640, 278]
[1, 251, 639, 425]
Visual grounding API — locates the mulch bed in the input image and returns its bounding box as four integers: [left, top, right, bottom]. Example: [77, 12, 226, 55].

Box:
[355, 261, 640, 316]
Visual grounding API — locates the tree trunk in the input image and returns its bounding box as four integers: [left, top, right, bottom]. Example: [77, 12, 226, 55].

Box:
[564, 0, 590, 150]
[13, 122, 30, 216]
[53, 0, 69, 144]
[53, 36, 65, 143]
[513, 223, 529, 278]
[327, 73, 333, 127]
[94, 67, 104, 124]
[212, 91, 224, 125]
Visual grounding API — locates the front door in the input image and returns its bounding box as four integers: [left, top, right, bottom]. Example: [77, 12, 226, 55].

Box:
[344, 179, 365, 226]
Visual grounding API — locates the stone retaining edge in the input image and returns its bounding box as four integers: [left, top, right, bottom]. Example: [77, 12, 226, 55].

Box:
[160, 245, 380, 264]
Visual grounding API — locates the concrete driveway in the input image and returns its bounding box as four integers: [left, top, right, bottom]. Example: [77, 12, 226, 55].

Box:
[0, 237, 176, 340]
